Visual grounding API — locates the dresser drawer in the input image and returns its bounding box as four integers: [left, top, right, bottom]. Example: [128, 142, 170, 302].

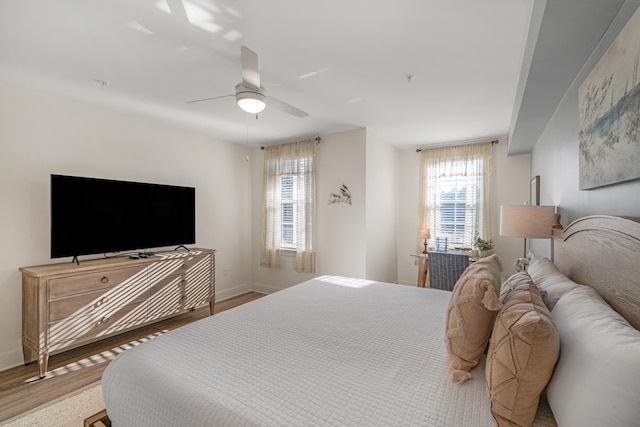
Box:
[48, 300, 147, 348]
[147, 253, 208, 282]
[49, 264, 147, 299]
[49, 286, 148, 322]
[147, 274, 185, 318]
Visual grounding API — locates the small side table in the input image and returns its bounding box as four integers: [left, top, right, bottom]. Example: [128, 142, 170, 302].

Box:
[411, 254, 429, 288]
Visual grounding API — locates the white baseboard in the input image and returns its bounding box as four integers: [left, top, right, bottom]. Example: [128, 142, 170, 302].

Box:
[250, 282, 283, 295]
[396, 280, 417, 287]
[215, 282, 280, 302]
[215, 283, 253, 302]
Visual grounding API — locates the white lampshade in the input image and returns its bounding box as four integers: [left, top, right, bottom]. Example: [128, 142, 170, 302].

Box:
[420, 228, 431, 239]
[237, 95, 266, 114]
[500, 205, 558, 238]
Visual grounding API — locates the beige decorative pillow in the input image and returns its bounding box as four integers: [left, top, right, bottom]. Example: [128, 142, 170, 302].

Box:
[445, 254, 503, 383]
[499, 271, 547, 304]
[486, 274, 559, 427]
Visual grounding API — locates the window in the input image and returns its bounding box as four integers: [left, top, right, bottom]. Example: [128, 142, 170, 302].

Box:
[280, 175, 297, 248]
[433, 160, 480, 246]
[418, 142, 493, 249]
[261, 139, 316, 273]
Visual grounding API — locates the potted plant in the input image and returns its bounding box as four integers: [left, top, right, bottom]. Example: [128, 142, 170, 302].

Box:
[473, 236, 494, 258]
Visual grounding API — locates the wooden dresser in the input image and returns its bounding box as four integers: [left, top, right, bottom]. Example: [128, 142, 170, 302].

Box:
[20, 248, 215, 378]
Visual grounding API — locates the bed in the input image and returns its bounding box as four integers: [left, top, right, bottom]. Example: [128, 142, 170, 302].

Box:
[102, 215, 640, 426]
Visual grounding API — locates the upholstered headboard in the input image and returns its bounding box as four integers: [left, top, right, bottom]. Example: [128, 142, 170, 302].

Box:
[553, 215, 640, 330]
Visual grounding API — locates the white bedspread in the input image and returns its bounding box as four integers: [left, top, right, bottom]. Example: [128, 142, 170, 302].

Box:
[102, 276, 554, 426]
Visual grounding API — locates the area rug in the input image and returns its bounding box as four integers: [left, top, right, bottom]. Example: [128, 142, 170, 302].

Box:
[1, 383, 106, 427]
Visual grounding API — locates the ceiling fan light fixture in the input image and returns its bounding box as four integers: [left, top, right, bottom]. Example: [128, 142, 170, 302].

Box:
[237, 96, 266, 114]
[188, 49, 307, 117]
[236, 83, 267, 114]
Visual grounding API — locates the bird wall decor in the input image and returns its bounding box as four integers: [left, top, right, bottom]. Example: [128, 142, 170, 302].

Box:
[328, 184, 352, 205]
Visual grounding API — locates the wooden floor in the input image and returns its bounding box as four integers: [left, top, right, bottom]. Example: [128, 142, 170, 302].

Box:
[0, 292, 265, 423]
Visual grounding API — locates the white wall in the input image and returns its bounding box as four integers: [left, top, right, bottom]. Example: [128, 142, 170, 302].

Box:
[0, 80, 252, 370]
[395, 139, 531, 286]
[249, 128, 400, 289]
[318, 129, 368, 278]
[250, 128, 368, 292]
[396, 149, 421, 286]
[491, 138, 532, 274]
[530, 4, 640, 258]
[365, 130, 398, 282]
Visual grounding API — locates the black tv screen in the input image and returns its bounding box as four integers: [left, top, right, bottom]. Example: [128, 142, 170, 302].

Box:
[51, 174, 195, 259]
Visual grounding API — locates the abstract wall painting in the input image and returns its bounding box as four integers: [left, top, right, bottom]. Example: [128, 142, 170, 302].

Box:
[579, 7, 640, 190]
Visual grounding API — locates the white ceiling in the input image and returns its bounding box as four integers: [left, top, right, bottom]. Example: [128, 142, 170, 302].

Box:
[0, 0, 536, 148]
[3, 1, 634, 152]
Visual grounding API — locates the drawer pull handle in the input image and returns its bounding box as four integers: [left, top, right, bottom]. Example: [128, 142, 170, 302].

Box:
[100, 316, 110, 324]
[181, 263, 188, 269]
[101, 276, 109, 284]
[102, 297, 109, 304]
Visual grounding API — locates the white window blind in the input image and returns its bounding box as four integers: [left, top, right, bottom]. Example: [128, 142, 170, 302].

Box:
[280, 175, 297, 248]
[418, 142, 493, 250]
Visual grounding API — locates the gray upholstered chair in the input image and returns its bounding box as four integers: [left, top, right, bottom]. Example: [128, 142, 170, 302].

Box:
[427, 251, 470, 291]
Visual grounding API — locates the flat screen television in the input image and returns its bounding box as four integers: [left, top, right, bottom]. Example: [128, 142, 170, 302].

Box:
[51, 174, 195, 260]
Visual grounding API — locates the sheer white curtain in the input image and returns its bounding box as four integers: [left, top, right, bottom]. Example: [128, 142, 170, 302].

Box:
[417, 141, 493, 253]
[261, 138, 316, 273]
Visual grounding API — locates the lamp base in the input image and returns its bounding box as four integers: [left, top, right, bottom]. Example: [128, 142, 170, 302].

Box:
[515, 257, 529, 272]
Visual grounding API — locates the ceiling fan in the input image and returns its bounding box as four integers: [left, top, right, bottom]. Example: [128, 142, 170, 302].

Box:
[188, 46, 309, 118]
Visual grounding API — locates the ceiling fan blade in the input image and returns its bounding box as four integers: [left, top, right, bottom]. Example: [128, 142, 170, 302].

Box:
[187, 94, 235, 104]
[267, 96, 309, 118]
[241, 46, 260, 89]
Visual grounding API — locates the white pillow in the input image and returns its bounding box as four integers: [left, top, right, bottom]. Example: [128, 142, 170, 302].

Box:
[527, 256, 583, 310]
[547, 285, 640, 427]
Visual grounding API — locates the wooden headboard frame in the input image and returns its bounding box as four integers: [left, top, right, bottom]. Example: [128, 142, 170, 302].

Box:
[553, 215, 640, 330]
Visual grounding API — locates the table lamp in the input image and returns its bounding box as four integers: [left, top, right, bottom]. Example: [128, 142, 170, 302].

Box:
[500, 205, 560, 270]
[421, 229, 431, 254]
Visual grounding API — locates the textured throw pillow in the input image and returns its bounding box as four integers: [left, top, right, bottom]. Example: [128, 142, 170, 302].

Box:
[486, 273, 559, 427]
[547, 286, 640, 427]
[527, 255, 583, 310]
[499, 271, 541, 303]
[445, 254, 503, 383]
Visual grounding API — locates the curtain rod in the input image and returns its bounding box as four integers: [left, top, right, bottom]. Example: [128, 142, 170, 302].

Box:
[415, 139, 499, 153]
[260, 136, 321, 150]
